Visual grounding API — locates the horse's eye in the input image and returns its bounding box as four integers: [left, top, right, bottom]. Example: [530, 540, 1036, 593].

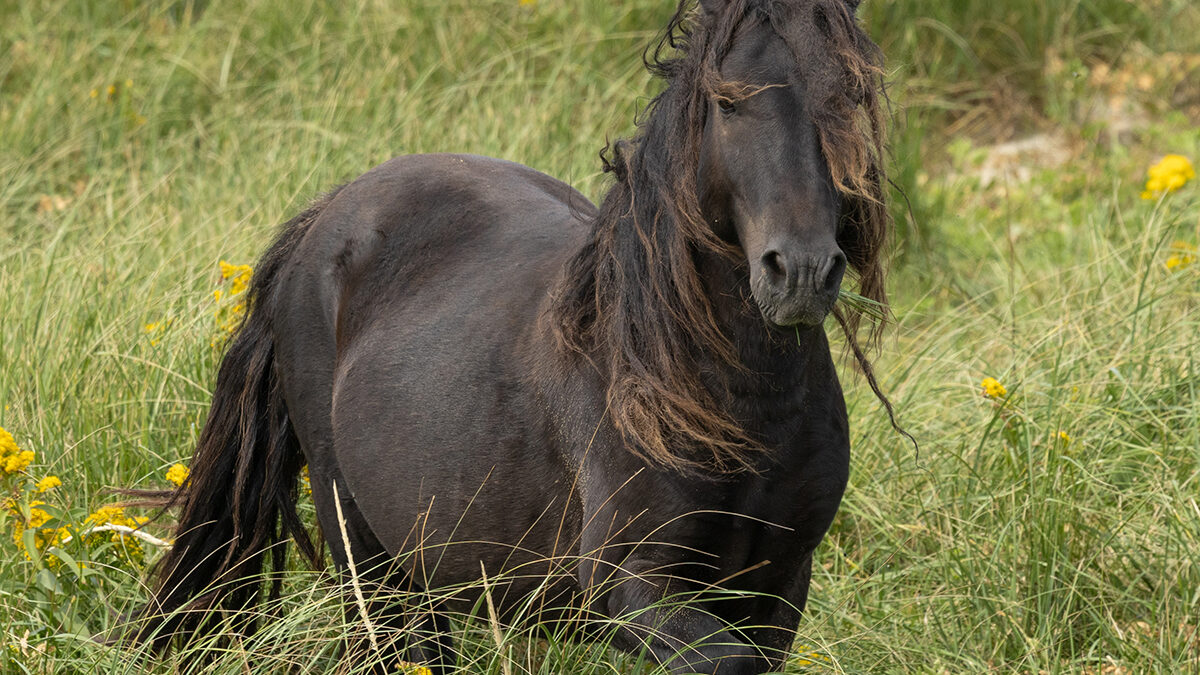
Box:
[717, 98, 736, 116]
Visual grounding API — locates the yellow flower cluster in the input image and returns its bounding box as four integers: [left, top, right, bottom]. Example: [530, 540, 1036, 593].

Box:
[8, 500, 68, 551]
[214, 260, 253, 334]
[981, 376, 1007, 399]
[395, 662, 433, 675]
[219, 260, 252, 295]
[1166, 240, 1197, 272]
[793, 644, 832, 667]
[85, 505, 150, 564]
[165, 463, 189, 487]
[85, 504, 144, 529]
[1141, 154, 1195, 200]
[1, 426, 34, 475]
[2, 427, 73, 555]
[143, 319, 172, 346]
[1, 425, 159, 570]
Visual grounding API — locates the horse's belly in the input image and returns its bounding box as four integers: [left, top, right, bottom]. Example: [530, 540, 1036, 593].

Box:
[322, 173, 587, 597]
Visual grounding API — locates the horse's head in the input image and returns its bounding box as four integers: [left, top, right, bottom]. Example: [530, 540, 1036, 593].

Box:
[697, 0, 878, 328]
[555, 0, 889, 469]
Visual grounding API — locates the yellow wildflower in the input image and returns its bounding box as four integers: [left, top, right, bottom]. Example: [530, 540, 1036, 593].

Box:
[0, 426, 18, 457]
[47, 526, 69, 548]
[143, 320, 171, 346]
[89, 88, 99, 99]
[165, 463, 189, 487]
[35, 475, 62, 492]
[10, 500, 55, 548]
[1165, 240, 1197, 272]
[1141, 154, 1195, 200]
[84, 504, 148, 565]
[792, 644, 832, 667]
[301, 465, 312, 495]
[3, 450, 34, 475]
[395, 662, 433, 675]
[87, 504, 130, 527]
[981, 376, 1007, 399]
[219, 260, 253, 292]
[0, 427, 31, 474]
[1057, 431, 1071, 444]
[26, 501, 50, 529]
[214, 261, 253, 334]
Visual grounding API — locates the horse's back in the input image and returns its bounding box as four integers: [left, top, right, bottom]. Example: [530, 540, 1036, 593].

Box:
[272, 154, 591, 600]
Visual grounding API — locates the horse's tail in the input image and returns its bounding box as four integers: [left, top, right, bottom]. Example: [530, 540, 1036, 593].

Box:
[131, 186, 344, 649]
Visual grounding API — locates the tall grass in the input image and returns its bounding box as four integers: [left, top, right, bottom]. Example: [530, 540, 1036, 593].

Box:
[2, 0, 1198, 672]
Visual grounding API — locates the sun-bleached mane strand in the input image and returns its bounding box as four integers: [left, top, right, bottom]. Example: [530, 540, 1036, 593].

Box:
[552, 0, 891, 472]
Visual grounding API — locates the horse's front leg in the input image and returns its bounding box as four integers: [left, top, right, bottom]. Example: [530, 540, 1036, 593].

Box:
[583, 556, 765, 675]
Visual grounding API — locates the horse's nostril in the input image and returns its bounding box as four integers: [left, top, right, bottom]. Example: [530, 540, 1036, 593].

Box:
[762, 251, 786, 281]
[822, 253, 847, 292]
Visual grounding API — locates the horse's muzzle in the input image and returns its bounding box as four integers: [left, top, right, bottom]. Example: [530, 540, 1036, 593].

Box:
[753, 248, 846, 326]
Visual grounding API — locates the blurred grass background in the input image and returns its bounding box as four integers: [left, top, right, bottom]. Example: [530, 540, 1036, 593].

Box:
[1, 0, 1198, 672]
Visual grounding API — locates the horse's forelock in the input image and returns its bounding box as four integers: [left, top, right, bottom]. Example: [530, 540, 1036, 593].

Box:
[767, 0, 891, 340]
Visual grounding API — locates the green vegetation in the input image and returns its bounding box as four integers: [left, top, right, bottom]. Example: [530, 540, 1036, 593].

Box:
[2, 0, 1198, 671]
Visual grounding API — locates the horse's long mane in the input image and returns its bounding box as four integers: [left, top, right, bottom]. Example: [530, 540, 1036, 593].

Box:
[552, 0, 890, 471]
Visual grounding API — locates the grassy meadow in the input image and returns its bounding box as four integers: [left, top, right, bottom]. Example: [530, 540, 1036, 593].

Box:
[2, 0, 1199, 672]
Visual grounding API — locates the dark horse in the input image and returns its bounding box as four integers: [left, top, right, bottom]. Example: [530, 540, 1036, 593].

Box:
[135, 0, 892, 672]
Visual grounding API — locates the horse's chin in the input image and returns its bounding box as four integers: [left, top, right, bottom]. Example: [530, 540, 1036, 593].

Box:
[755, 297, 833, 329]
[767, 310, 828, 328]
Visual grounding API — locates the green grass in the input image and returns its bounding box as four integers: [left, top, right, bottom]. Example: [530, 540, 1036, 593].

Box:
[2, 0, 1199, 672]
